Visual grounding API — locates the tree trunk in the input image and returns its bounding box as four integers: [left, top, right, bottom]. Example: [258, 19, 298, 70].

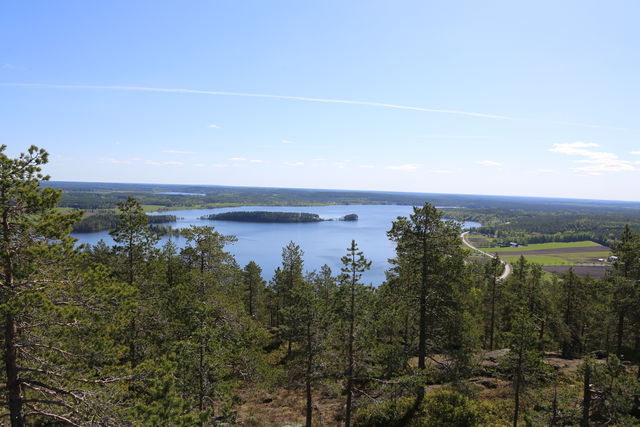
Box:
[616, 310, 625, 358]
[4, 313, 24, 427]
[305, 323, 313, 427]
[489, 277, 496, 350]
[345, 264, 356, 427]
[581, 360, 591, 427]
[513, 345, 523, 427]
[418, 238, 428, 371]
[3, 205, 24, 427]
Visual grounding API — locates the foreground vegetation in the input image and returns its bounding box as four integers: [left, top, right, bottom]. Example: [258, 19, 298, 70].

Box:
[2, 146, 640, 426]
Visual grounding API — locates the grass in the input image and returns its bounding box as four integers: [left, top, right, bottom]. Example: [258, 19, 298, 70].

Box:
[487, 241, 603, 252]
[501, 250, 611, 266]
[501, 255, 573, 265]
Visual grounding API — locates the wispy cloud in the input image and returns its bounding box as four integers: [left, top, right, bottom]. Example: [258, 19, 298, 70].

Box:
[0, 83, 519, 120]
[550, 142, 636, 173]
[211, 163, 240, 168]
[631, 150, 640, 155]
[208, 124, 219, 129]
[230, 157, 246, 161]
[427, 169, 456, 174]
[312, 158, 328, 161]
[284, 161, 304, 166]
[281, 139, 294, 144]
[162, 150, 194, 154]
[1, 83, 625, 129]
[420, 135, 490, 139]
[144, 160, 184, 166]
[385, 164, 420, 171]
[359, 164, 375, 169]
[477, 160, 503, 167]
[249, 159, 264, 163]
[99, 157, 131, 165]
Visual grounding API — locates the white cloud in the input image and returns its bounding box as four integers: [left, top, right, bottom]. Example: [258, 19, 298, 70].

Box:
[536, 169, 557, 173]
[250, 159, 264, 163]
[359, 164, 375, 169]
[312, 158, 328, 161]
[631, 150, 640, 155]
[230, 157, 246, 161]
[477, 160, 503, 167]
[144, 160, 184, 166]
[427, 169, 456, 174]
[284, 161, 304, 166]
[99, 157, 131, 165]
[385, 164, 420, 171]
[208, 124, 219, 129]
[281, 139, 294, 144]
[550, 141, 636, 173]
[420, 135, 489, 139]
[162, 150, 194, 154]
[194, 163, 207, 167]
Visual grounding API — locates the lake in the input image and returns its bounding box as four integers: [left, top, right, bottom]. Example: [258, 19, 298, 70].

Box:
[73, 205, 479, 285]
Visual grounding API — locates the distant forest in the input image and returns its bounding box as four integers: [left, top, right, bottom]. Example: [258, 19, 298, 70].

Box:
[47, 181, 640, 213]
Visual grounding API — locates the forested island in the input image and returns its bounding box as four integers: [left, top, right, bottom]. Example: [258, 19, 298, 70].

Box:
[72, 212, 177, 233]
[201, 211, 358, 223]
[2, 146, 640, 426]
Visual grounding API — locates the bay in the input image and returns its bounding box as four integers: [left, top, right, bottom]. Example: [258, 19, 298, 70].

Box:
[73, 205, 479, 285]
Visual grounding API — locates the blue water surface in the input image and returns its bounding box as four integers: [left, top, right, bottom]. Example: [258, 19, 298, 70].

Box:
[73, 205, 479, 285]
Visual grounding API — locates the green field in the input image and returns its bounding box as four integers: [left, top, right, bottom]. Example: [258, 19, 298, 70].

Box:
[487, 241, 602, 252]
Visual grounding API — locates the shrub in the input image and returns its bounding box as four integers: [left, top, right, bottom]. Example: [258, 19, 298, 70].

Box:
[353, 390, 479, 427]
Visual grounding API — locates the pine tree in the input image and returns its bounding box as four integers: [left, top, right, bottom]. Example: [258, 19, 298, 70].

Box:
[243, 261, 265, 319]
[387, 203, 466, 373]
[110, 196, 158, 369]
[338, 240, 371, 427]
[0, 145, 132, 425]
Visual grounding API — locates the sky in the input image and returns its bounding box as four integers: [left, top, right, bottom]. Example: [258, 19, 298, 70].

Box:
[1, 1, 640, 201]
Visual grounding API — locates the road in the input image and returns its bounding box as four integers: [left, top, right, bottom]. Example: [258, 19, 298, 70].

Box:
[461, 231, 511, 281]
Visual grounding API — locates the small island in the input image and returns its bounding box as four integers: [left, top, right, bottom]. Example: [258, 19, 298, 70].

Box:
[201, 211, 358, 223]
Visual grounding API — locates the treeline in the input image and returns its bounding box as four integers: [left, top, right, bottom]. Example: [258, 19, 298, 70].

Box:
[49, 180, 640, 213]
[446, 208, 640, 246]
[72, 211, 177, 233]
[2, 146, 640, 426]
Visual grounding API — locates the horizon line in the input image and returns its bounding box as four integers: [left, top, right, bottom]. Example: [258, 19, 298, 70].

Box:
[45, 179, 640, 204]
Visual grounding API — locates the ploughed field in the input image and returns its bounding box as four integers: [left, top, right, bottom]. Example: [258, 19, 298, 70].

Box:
[467, 235, 612, 277]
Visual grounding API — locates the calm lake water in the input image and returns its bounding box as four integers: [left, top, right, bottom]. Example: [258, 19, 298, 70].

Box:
[73, 205, 479, 285]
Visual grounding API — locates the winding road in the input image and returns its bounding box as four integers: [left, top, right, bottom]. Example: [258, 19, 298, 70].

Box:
[461, 231, 511, 281]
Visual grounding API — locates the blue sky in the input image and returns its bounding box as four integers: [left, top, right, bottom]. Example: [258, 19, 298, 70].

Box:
[1, 1, 639, 200]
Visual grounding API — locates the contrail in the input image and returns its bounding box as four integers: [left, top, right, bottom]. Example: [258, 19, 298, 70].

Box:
[0, 82, 513, 120]
[0, 83, 627, 129]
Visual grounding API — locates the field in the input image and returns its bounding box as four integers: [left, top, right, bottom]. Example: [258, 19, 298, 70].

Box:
[466, 236, 612, 277]
[485, 241, 610, 266]
[485, 241, 603, 252]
